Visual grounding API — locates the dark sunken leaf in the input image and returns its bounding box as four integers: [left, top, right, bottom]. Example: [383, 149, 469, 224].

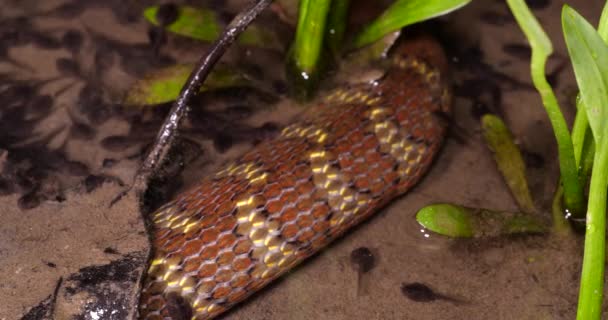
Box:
[56, 57, 80, 76]
[102, 158, 118, 168]
[31, 32, 62, 49]
[101, 135, 134, 152]
[525, 0, 550, 10]
[18, 190, 41, 210]
[62, 29, 84, 54]
[166, 293, 194, 320]
[70, 122, 96, 140]
[94, 48, 115, 75]
[401, 282, 440, 302]
[502, 43, 532, 60]
[156, 3, 179, 27]
[27, 94, 53, 115]
[84, 175, 107, 193]
[49, 2, 89, 18]
[479, 11, 515, 26]
[64, 160, 89, 176]
[213, 133, 233, 153]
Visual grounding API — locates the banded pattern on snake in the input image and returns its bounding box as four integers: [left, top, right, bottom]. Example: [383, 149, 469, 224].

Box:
[138, 34, 450, 320]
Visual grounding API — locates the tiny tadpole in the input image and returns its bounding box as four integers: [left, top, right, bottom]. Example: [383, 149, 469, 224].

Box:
[401, 282, 464, 304]
[350, 247, 375, 273]
[350, 247, 376, 296]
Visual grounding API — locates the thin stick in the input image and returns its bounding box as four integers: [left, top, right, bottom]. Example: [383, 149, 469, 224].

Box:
[132, 0, 273, 196]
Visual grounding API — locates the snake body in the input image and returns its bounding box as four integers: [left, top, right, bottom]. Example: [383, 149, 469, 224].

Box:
[139, 34, 450, 320]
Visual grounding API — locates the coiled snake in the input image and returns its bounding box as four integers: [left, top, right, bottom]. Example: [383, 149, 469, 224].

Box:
[138, 34, 451, 319]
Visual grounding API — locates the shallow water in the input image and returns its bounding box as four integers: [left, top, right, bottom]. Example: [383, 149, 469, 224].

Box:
[0, 0, 604, 319]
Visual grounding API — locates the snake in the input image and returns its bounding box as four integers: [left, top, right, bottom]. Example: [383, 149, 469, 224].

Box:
[138, 33, 451, 320]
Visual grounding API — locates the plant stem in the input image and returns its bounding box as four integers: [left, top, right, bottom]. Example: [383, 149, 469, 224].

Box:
[530, 54, 585, 217]
[577, 145, 608, 320]
[571, 99, 589, 166]
[291, 0, 331, 77]
[551, 184, 571, 234]
[507, 0, 585, 219]
[326, 0, 350, 58]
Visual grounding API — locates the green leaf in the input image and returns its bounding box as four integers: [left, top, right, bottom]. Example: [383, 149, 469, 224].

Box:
[416, 204, 474, 238]
[352, 0, 471, 49]
[416, 203, 546, 238]
[563, 7, 608, 144]
[143, 5, 282, 50]
[144, 6, 221, 42]
[125, 64, 248, 105]
[481, 114, 536, 213]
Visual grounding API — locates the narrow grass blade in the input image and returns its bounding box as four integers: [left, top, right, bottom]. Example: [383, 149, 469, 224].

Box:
[287, 0, 331, 99]
[352, 0, 471, 49]
[326, 0, 350, 57]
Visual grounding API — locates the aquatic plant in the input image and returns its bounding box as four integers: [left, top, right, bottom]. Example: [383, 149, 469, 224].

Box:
[289, 0, 471, 97]
[508, 1, 608, 318]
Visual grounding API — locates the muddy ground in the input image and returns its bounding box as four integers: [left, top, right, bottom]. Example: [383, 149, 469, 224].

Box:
[0, 0, 605, 319]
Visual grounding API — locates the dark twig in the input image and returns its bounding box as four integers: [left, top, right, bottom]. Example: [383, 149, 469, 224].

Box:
[129, 0, 273, 198]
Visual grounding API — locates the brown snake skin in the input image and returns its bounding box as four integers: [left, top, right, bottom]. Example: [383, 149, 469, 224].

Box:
[139, 34, 451, 320]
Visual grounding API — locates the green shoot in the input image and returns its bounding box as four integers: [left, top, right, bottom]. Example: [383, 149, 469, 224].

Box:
[506, 0, 585, 219]
[326, 0, 350, 58]
[563, 5, 608, 319]
[288, 0, 331, 98]
[352, 0, 471, 49]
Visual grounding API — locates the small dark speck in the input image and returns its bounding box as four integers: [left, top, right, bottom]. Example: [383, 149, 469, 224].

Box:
[148, 27, 167, 47]
[166, 292, 193, 320]
[94, 48, 115, 75]
[401, 282, 440, 302]
[273, 80, 288, 95]
[61, 30, 83, 54]
[46, 262, 57, 268]
[65, 161, 89, 176]
[470, 102, 491, 120]
[101, 135, 133, 151]
[522, 150, 545, 169]
[213, 133, 233, 153]
[502, 43, 531, 60]
[18, 191, 41, 210]
[479, 11, 514, 26]
[102, 158, 118, 168]
[28, 94, 53, 115]
[156, 3, 179, 27]
[84, 175, 106, 193]
[254, 122, 280, 144]
[56, 58, 80, 77]
[70, 122, 96, 140]
[350, 247, 375, 273]
[103, 247, 120, 255]
[0, 178, 14, 195]
[526, 0, 551, 10]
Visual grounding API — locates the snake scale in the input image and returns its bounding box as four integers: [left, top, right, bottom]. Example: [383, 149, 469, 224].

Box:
[138, 34, 451, 320]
